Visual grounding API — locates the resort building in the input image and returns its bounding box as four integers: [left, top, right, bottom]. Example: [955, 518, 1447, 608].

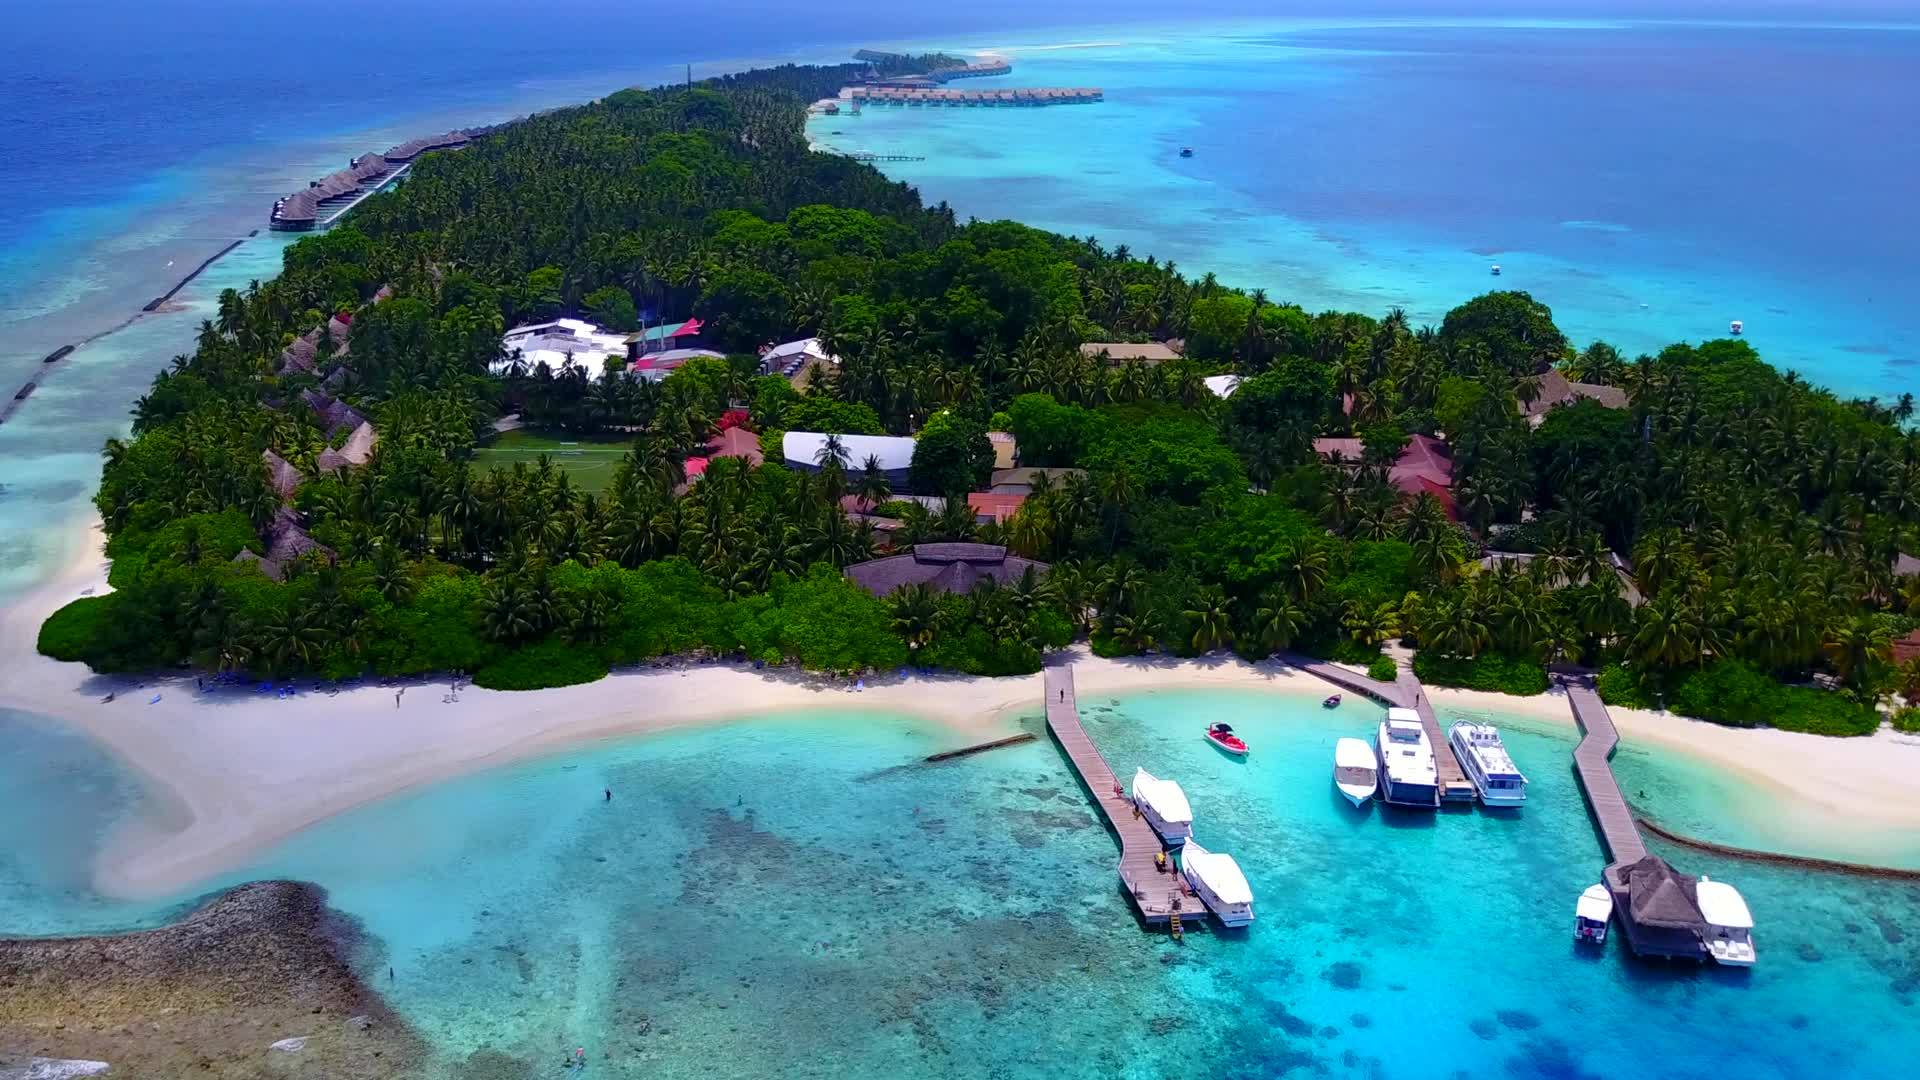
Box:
[989, 467, 1085, 494]
[987, 431, 1017, 470]
[1520, 368, 1630, 426]
[1203, 374, 1243, 399]
[783, 432, 916, 490]
[626, 318, 706, 357]
[1078, 341, 1181, 364]
[494, 319, 631, 380]
[1313, 433, 1457, 517]
[759, 337, 838, 378]
[706, 427, 764, 466]
[628, 348, 727, 381]
[844, 543, 1049, 597]
[966, 492, 1027, 525]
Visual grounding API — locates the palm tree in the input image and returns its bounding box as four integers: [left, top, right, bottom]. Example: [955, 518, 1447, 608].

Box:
[888, 583, 940, 652]
[855, 454, 891, 512]
[1183, 588, 1234, 654]
[1822, 614, 1892, 690]
[1245, 590, 1307, 657]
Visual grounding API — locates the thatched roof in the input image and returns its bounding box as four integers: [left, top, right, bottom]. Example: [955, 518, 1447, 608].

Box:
[844, 543, 1048, 597]
[232, 549, 284, 582]
[274, 191, 318, 224]
[300, 389, 366, 436]
[278, 334, 318, 375]
[1622, 855, 1706, 931]
[265, 512, 329, 567]
[382, 131, 470, 163]
[1078, 341, 1180, 363]
[262, 450, 303, 501]
[316, 421, 377, 472]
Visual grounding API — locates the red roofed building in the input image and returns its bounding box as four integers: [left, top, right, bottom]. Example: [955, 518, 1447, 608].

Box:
[966, 492, 1027, 525]
[1314, 433, 1457, 519]
[706, 427, 764, 465]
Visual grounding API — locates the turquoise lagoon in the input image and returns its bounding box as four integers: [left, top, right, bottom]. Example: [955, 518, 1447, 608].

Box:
[4, 687, 1917, 1078]
[811, 18, 1920, 400]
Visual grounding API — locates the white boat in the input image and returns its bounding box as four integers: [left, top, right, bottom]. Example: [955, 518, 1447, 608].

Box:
[1179, 839, 1254, 927]
[1447, 722, 1528, 806]
[1333, 737, 1378, 807]
[1374, 709, 1438, 808]
[1130, 767, 1193, 846]
[1574, 883, 1612, 944]
[1490, 263, 1502, 276]
[1729, 319, 1744, 335]
[1695, 876, 1756, 966]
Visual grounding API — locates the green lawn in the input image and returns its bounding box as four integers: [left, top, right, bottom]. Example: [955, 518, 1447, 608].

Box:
[473, 429, 631, 492]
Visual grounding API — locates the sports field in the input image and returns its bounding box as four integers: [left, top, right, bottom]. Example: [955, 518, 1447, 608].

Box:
[472, 430, 631, 493]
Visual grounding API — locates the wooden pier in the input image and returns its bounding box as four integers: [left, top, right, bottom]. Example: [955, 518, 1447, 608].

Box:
[1562, 676, 1647, 866]
[1278, 654, 1474, 802]
[847, 86, 1103, 109]
[1044, 665, 1190, 924]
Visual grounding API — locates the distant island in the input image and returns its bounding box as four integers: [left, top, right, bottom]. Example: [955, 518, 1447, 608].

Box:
[38, 53, 1920, 739]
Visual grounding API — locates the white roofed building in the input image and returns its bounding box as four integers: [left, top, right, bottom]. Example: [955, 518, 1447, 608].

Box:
[783, 432, 917, 489]
[494, 319, 631, 381]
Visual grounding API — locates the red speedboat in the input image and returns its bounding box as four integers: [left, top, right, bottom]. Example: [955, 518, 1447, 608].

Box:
[1205, 722, 1249, 756]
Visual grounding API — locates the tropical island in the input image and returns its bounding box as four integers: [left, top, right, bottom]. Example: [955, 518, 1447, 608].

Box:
[35, 55, 1920, 742]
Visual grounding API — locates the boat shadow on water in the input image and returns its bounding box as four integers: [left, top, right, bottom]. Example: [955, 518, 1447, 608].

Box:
[1372, 802, 1441, 830]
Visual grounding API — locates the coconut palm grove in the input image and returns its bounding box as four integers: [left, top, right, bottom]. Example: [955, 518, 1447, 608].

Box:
[38, 56, 1920, 736]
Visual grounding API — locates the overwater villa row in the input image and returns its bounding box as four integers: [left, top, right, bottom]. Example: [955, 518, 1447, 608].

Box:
[844, 86, 1104, 109]
[268, 131, 472, 231]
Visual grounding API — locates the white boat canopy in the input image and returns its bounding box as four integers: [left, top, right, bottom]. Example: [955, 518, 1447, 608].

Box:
[1694, 878, 1754, 929]
[1576, 883, 1614, 922]
[1131, 768, 1193, 826]
[1184, 842, 1253, 905]
[1335, 737, 1376, 770]
[1385, 707, 1420, 725]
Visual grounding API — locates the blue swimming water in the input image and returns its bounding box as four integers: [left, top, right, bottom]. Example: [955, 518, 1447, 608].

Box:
[4, 690, 1915, 1077]
[811, 17, 1920, 399]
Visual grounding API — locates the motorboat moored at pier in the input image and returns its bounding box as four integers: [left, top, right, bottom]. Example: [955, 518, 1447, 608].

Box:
[1574, 883, 1613, 944]
[1180, 839, 1254, 927]
[1130, 767, 1193, 846]
[1374, 708, 1439, 808]
[1333, 737, 1378, 807]
[1448, 721, 1528, 806]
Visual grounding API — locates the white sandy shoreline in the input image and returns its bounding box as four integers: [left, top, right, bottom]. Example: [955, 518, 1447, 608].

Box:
[3, 520, 1920, 900]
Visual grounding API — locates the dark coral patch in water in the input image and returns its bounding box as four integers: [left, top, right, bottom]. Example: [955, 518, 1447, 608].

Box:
[1321, 961, 1363, 989]
[1350, 1013, 1371, 1028]
[1470, 1017, 1499, 1040]
[1497, 1009, 1542, 1031]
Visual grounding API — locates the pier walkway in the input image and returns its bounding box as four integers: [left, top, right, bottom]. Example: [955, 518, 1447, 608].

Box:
[1560, 675, 1647, 866]
[1278, 653, 1472, 802]
[1044, 665, 1187, 924]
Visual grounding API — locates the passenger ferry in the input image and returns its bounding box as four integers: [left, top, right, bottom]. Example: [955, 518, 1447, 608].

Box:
[1374, 708, 1439, 808]
[1696, 876, 1757, 966]
[1447, 722, 1528, 806]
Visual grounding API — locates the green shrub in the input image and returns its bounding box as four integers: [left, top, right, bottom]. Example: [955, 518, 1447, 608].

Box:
[1595, 663, 1652, 708]
[1892, 707, 1920, 734]
[1656, 661, 1882, 737]
[1090, 633, 1139, 659]
[473, 639, 609, 690]
[1366, 656, 1398, 683]
[37, 596, 118, 663]
[1412, 652, 1548, 696]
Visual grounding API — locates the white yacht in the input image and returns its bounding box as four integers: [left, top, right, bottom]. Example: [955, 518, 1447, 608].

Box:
[1374, 709, 1438, 808]
[1573, 883, 1612, 945]
[1729, 319, 1744, 335]
[1447, 722, 1528, 806]
[1332, 737, 1378, 807]
[1179, 839, 1254, 927]
[1130, 767, 1193, 846]
[1695, 876, 1757, 966]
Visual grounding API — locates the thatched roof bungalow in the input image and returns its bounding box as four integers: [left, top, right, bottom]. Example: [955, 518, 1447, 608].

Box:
[262, 450, 304, 502]
[844, 543, 1048, 597]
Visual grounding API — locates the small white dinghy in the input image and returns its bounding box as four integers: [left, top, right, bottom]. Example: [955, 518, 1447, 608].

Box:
[1333, 737, 1378, 807]
[1574, 883, 1613, 945]
[1131, 767, 1193, 846]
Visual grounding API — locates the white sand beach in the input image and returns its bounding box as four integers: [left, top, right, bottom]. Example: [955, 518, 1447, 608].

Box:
[4, 520, 1920, 898]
